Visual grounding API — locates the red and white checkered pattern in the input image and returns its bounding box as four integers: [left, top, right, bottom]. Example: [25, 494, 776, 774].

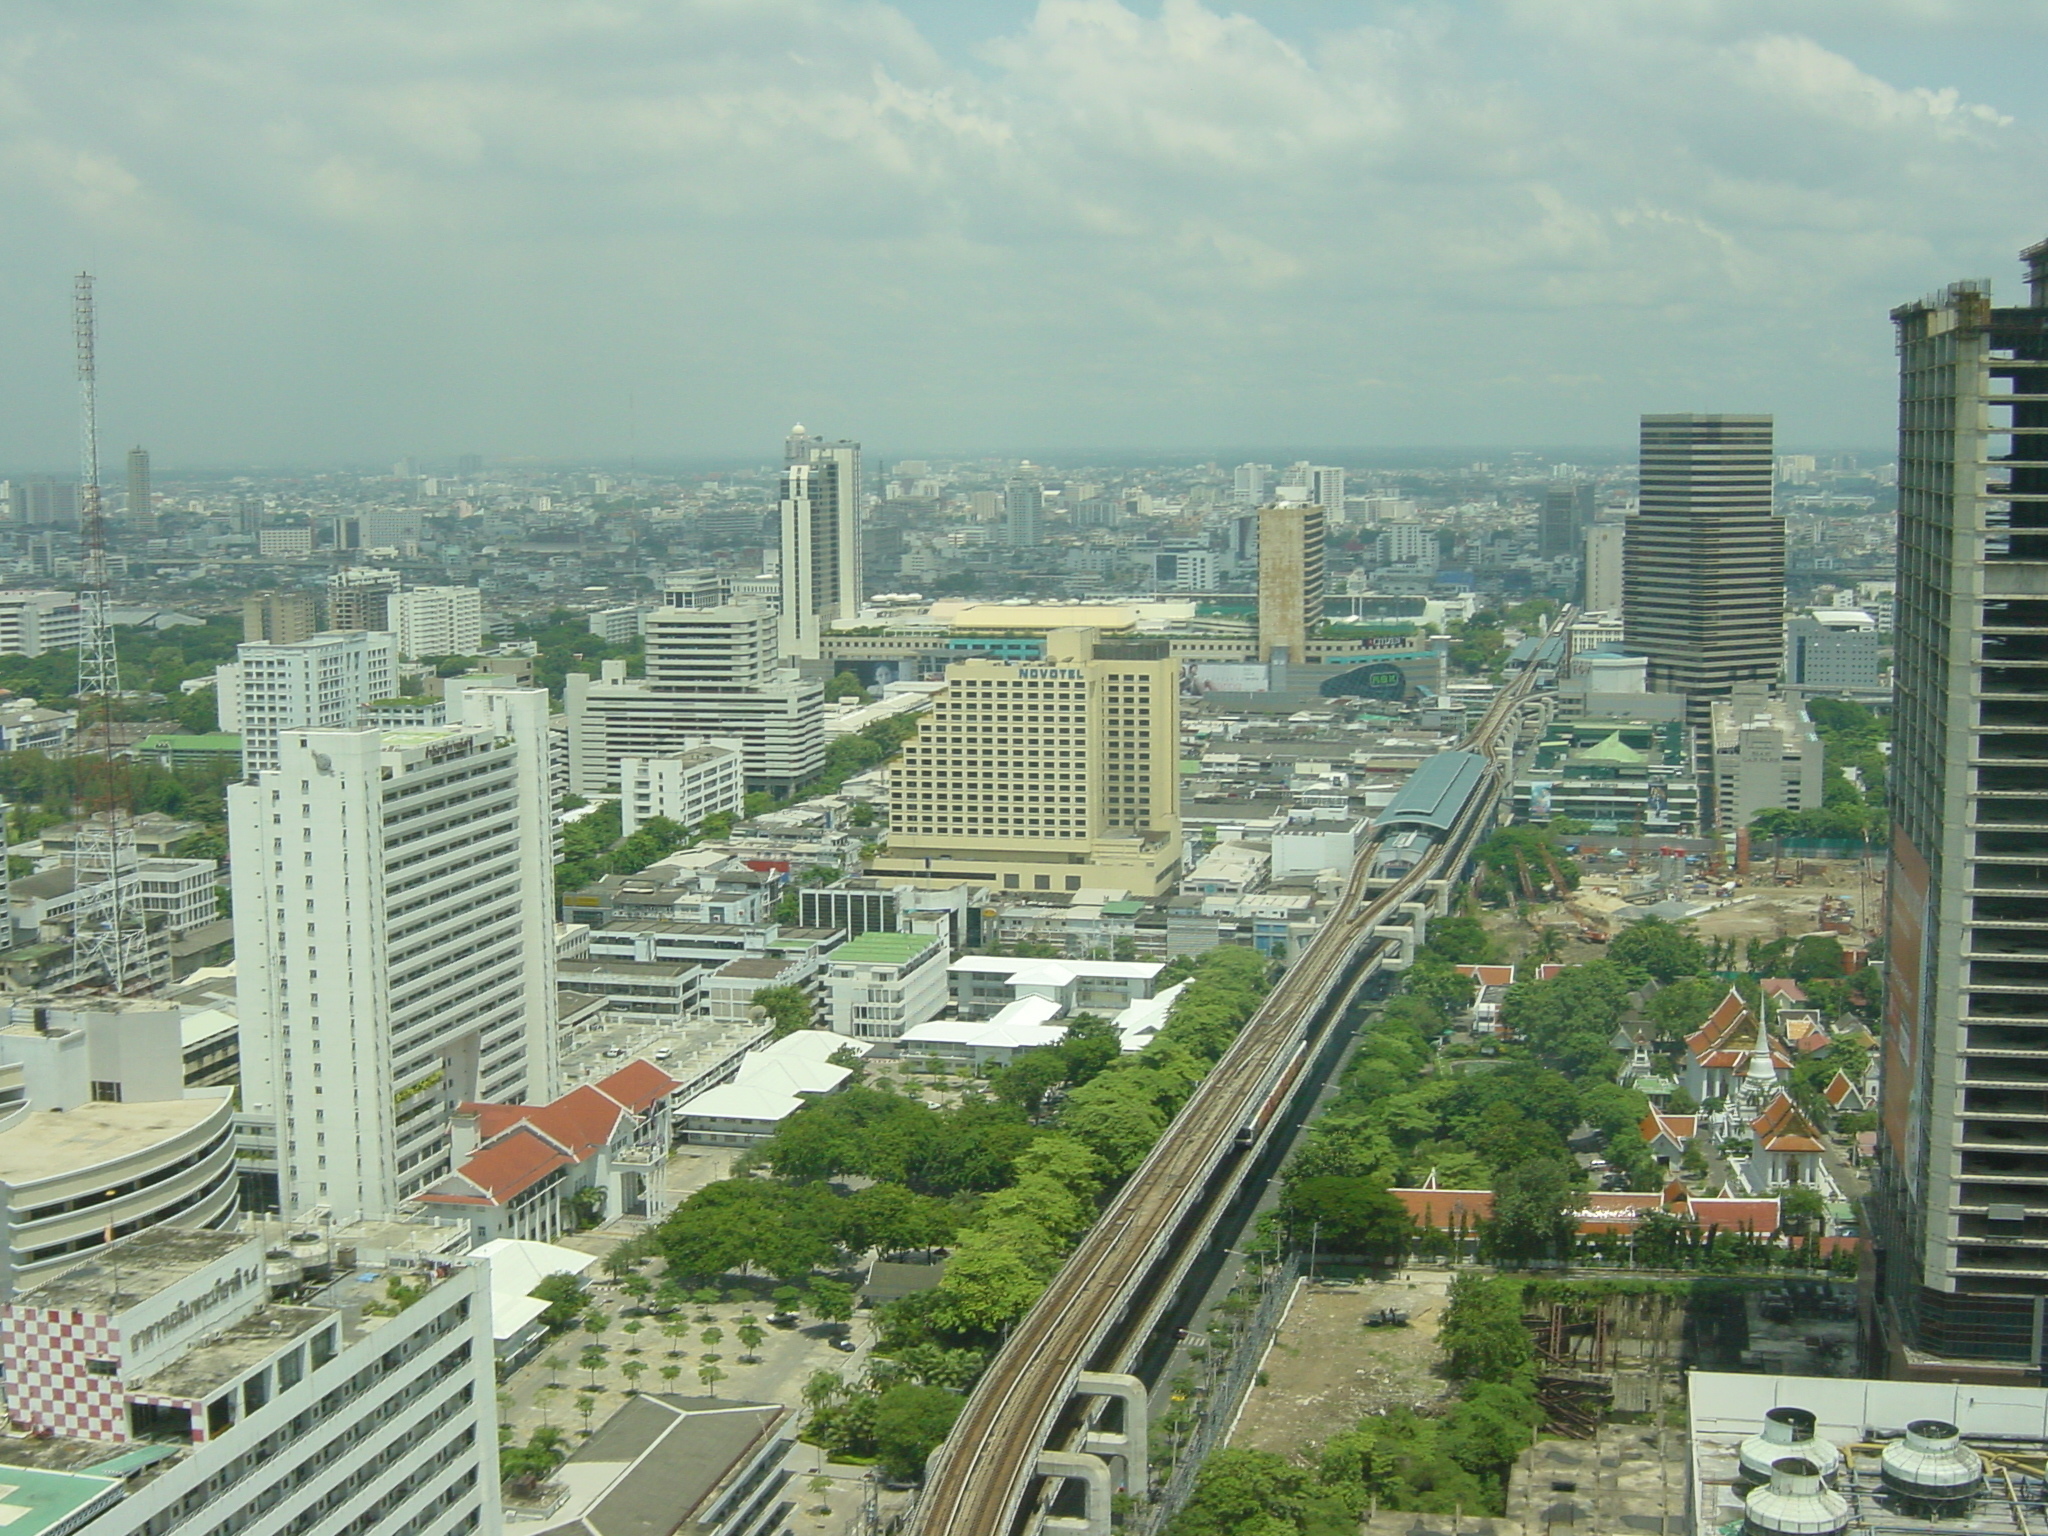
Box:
[1, 1308, 127, 1442]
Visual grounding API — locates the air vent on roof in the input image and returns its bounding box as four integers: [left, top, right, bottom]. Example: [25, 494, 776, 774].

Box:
[1739, 1407, 1840, 1485]
[1879, 1420, 1983, 1518]
[1743, 1457, 1851, 1536]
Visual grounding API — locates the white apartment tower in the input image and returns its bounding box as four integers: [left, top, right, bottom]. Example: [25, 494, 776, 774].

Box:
[229, 687, 559, 1222]
[216, 630, 400, 775]
[387, 585, 484, 659]
[1308, 466, 1346, 519]
[779, 426, 862, 659]
[566, 603, 824, 795]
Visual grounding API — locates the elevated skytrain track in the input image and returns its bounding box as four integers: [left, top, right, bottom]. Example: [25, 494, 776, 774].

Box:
[910, 612, 1566, 1536]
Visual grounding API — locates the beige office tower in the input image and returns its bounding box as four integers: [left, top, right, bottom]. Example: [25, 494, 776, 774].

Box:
[1257, 503, 1326, 662]
[241, 589, 319, 644]
[874, 628, 1181, 897]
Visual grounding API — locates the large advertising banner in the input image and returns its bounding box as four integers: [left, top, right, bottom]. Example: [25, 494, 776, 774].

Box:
[1882, 825, 1929, 1173]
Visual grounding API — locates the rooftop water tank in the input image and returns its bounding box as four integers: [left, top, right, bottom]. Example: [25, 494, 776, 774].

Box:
[1739, 1407, 1841, 1485]
[1880, 1420, 1983, 1517]
[1743, 1457, 1851, 1536]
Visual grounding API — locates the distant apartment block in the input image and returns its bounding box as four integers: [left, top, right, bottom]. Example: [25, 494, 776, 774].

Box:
[215, 629, 399, 774]
[620, 742, 746, 837]
[387, 584, 484, 659]
[241, 590, 319, 645]
[0, 590, 84, 657]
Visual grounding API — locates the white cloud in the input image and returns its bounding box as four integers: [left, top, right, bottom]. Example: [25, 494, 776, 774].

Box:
[0, 0, 2037, 461]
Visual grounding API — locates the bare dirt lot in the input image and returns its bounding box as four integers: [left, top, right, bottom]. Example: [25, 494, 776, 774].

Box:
[1230, 1269, 1455, 1457]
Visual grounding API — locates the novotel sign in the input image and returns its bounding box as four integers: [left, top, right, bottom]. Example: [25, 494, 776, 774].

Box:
[1016, 668, 1084, 680]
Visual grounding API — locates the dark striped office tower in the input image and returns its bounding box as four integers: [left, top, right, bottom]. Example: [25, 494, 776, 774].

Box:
[1622, 414, 1784, 718]
[1875, 239, 2048, 1379]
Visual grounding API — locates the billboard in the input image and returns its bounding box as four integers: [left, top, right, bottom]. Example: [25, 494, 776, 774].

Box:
[1188, 663, 1272, 695]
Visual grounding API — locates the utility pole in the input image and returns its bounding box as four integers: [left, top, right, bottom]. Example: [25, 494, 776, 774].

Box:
[70, 273, 148, 994]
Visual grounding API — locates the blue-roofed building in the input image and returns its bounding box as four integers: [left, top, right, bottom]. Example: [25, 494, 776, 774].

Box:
[1372, 751, 1490, 837]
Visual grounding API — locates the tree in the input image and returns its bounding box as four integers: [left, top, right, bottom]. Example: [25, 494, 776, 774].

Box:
[621, 1359, 647, 1393]
[1481, 1158, 1579, 1265]
[736, 1318, 766, 1360]
[874, 1384, 965, 1482]
[697, 1362, 727, 1396]
[579, 1346, 607, 1387]
[1607, 918, 1708, 984]
[1283, 1177, 1413, 1266]
[825, 671, 871, 702]
[660, 1363, 682, 1389]
[529, 1273, 588, 1332]
[808, 1277, 856, 1324]
[1787, 934, 1846, 983]
[1166, 1448, 1308, 1536]
[752, 984, 815, 1038]
[1438, 1275, 1535, 1384]
[1779, 1184, 1828, 1238]
[701, 1325, 723, 1349]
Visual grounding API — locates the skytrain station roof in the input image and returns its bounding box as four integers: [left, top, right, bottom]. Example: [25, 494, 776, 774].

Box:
[1372, 751, 1488, 835]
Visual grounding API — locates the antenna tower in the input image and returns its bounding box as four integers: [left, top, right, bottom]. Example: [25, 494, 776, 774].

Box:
[71, 273, 148, 993]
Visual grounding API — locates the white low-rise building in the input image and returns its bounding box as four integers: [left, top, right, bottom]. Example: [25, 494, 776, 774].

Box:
[1109, 980, 1190, 1052]
[898, 995, 1068, 1069]
[386, 584, 484, 660]
[620, 740, 746, 837]
[825, 931, 950, 1040]
[949, 955, 1165, 1019]
[678, 1031, 871, 1145]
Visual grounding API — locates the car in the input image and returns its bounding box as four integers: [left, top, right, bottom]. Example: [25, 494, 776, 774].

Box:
[601, 1046, 626, 1058]
[829, 1336, 858, 1352]
[653, 1047, 673, 1061]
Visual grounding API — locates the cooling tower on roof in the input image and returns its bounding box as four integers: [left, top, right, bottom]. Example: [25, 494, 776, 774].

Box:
[1879, 1420, 1983, 1518]
[1739, 1406, 1842, 1485]
[1743, 1457, 1851, 1536]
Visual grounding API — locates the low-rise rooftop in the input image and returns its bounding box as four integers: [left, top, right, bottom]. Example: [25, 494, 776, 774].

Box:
[15, 1228, 251, 1312]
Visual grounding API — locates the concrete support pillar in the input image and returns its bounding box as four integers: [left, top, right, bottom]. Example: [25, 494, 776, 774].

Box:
[1035, 1449, 1112, 1536]
[1074, 1371, 1148, 1494]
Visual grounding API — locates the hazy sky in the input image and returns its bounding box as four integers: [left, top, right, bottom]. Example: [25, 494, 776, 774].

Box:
[1, 0, 2043, 468]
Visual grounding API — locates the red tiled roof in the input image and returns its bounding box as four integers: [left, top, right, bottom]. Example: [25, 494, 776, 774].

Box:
[1760, 977, 1808, 1002]
[1686, 1197, 1780, 1235]
[1456, 965, 1516, 988]
[517, 1085, 630, 1161]
[1796, 1032, 1831, 1055]
[597, 1059, 681, 1115]
[1577, 1191, 1665, 1234]
[1390, 1188, 1494, 1229]
[1752, 1092, 1822, 1151]
[418, 1128, 572, 1206]
[1536, 963, 1567, 980]
[1640, 1112, 1698, 1146]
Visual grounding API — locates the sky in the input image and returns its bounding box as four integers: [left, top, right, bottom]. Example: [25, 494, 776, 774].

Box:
[0, 0, 2044, 468]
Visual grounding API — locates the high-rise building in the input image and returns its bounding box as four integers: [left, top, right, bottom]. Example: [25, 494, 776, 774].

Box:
[241, 589, 319, 645]
[1233, 463, 1267, 508]
[873, 627, 1182, 897]
[215, 630, 398, 774]
[386, 585, 484, 659]
[1258, 503, 1327, 663]
[1539, 482, 1589, 558]
[778, 425, 861, 658]
[1308, 466, 1346, 519]
[1622, 414, 1784, 717]
[1582, 522, 1626, 612]
[124, 446, 150, 525]
[0, 1227, 501, 1536]
[566, 603, 824, 795]
[326, 567, 401, 631]
[229, 687, 558, 1221]
[1004, 475, 1044, 548]
[9, 478, 80, 527]
[1876, 240, 2048, 1379]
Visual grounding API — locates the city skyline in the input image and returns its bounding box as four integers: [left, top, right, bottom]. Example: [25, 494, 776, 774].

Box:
[0, 4, 2039, 464]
